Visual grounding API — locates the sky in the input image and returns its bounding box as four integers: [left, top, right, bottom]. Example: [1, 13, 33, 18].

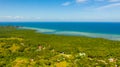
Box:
[0, 0, 120, 22]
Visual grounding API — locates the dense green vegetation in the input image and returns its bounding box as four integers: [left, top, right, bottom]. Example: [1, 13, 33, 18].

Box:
[0, 26, 120, 67]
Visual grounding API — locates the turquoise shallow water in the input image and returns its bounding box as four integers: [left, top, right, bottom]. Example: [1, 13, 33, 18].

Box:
[0, 22, 120, 41]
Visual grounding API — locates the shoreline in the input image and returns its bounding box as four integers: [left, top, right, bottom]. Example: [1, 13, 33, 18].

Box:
[18, 26, 120, 41]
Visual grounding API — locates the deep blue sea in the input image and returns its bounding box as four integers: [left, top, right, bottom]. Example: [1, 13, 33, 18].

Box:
[0, 22, 120, 41]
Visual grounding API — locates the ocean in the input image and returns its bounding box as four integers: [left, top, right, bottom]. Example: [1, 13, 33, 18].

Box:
[0, 22, 120, 41]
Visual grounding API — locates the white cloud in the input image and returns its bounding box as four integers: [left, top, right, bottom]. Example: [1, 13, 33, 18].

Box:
[95, 0, 105, 2]
[0, 16, 12, 19]
[14, 16, 24, 19]
[35, 17, 41, 19]
[61, 0, 87, 6]
[0, 16, 42, 21]
[0, 16, 24, 19]
[95, 0, 120, 2]
[109, 0, 120, 2]
[62, 2, 71, 6]
[76, 0, 87, 3]
[96, 3, 120, 10]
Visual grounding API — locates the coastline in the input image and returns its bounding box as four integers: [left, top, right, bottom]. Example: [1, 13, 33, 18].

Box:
[1, 26, 120, 67]
[18, 26, 120, 41]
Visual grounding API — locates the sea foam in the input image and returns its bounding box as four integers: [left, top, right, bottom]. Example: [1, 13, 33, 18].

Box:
[19, 27, 120, 41]
[19, 27, 56, 33]
[54, 31, 120, 41]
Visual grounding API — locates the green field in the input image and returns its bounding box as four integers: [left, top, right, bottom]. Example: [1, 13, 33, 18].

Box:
[0, 26, 120, 67]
